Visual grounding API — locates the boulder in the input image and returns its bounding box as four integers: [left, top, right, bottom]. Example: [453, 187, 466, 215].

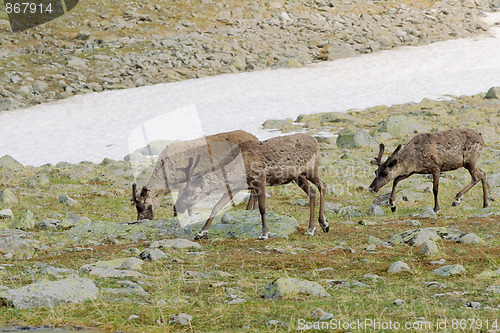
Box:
[0, 189, 18, 206]
[433, 264, 466, 276]
[387, 261, 411, 273]
[0, 277, 98, 309]
[336, 128, 378, 149]
[485, 87, 500, 99]
[150, 238, 201, 250]
[262, 277, 330, 299]
[12, 210, 35, 230]
[0, 155, 23, 170]
[376, 115, 429, 138]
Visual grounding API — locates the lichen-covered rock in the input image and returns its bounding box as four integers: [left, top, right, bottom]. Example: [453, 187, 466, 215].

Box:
[12, 210, 35, 230]
[86, 257, 143, 271]
[0, 209, 13, 220]
[375, 115, 430, 138]
[0, 155, 23, 170]
[262, 277, 330, 299]
[0, 277, 98, 309]
[420, 240, 439, 255]
[389, 227, 467, 246]
[0, 236, 35, 259]
[150, 238, 201, 250]
[139, 249, 167, 261]
[0, 189, 18, 206]
[262, 118, 293, 130]
[433, 264, 466, 276]
[485, 86, 500, 99]
[320, 112, 353, 124]
[387, 261, 411, 273]
[336, 128, 378, 149]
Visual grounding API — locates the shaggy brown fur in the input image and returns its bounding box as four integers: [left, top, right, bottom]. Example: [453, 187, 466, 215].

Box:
[131, 130, 258, 220]
[369, 128, 489, 213]
[176, 133, 329, 240]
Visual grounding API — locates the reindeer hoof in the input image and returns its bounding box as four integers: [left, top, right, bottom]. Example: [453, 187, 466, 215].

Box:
[257, 233, 269, 240]
[391, 206, 396, 212]
[322, 224, 329, 233]
[194, 231, 208, 240]
[452, 198, 461, 207]
[305, 228, 316, 236]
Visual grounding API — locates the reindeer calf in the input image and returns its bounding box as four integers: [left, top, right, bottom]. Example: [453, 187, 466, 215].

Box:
[369, 128, 489, 213]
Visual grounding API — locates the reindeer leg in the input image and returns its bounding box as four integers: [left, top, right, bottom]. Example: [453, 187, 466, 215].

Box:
[389, 175, 407, 212]
[452, 166, 488, 208]
[245, 190, 256, 210]
[194, 189, 242, 240]
[256, 182, 269, 240]
[308, 174, 328, 233]
[432, 171, 441, 213]
[295, 176, 317, 236]
[479, 168, 489, 208]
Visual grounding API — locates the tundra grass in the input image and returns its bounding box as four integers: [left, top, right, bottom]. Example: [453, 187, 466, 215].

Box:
[0, 94, 500, 332]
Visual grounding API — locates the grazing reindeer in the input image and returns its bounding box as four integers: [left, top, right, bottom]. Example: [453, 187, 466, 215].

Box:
[369, 128, 489, 213]
[175, 133, 329, 240]
[131, 130, 259, 220]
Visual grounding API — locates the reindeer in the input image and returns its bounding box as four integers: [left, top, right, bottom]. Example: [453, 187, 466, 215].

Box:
[175, 133, 329, 240]
[131, 130, 259, 220]
[369, 128, 489, 213]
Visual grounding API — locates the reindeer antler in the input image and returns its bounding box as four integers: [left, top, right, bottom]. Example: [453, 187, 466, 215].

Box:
[178, 154, 201, 182]
[371, 143, 385, 166]
[131, 183, 138, 203]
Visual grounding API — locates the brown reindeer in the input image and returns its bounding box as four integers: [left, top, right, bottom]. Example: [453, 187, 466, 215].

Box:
[131, 130, 259, 220]
[175, 133, 329, 240]
[369, 128, 489, 213]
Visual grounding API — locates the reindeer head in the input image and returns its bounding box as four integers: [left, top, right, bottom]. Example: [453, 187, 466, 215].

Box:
[174, 155, 203, 215]
[131, 183, 154, 220]
[369, 143, 402, 193]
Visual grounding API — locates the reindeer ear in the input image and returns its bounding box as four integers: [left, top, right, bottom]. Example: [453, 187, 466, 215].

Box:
[392, 144, 402, 155]
[388, 158, 398, 168]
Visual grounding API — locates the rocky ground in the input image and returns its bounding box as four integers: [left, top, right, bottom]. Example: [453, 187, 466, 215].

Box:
[0, 89, 499, 332]
[1, 0, 500, 111]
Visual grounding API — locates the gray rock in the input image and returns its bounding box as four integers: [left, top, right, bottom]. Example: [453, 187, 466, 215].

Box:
[312, 308, 334, 321]
[27, 174, 50, 188]
[487, 173, 500, 188]
[0, 209, 13, 220]
[460, 233, 484, 244]
[32, 81, 48, 93]
[368, 205, 385, 216]
[420, 240, 439, 255]
[0, 155, 23, 170]
[433, 264, 466, 276]
[464, 302, 481, 309]
[418, 206, 437, 219]
[261, 118, 293, 130]
[58, 195, 77, 206]
[394, 299, 406, 306]
[12, 210, 35, 230]
[80, 266, 146, 279]
[336, 128, 378, 149]
[103, 281, 148, 296]
[0, 235, 35, 259]
[485, 87, 500, 99]
[262, 277, 330, 299]
[0, 277, 98, 309]
[0, 189, 18, 206]
[139, 249, 167, 261]
[67, 57, 87, 70]
[485, 286, 500, 294]
[170, 313, 193, 326]
[37, 264, 78, 278]
[150, 238, 201, 250]
[320, 112, 353, 124]
[376, 115, 429, 138]
[85, 257, 143, 271]
[387, 261, 411, 273]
